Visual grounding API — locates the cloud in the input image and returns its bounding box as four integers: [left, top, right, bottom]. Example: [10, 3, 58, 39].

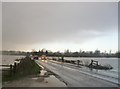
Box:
[2, 2, 117, 51]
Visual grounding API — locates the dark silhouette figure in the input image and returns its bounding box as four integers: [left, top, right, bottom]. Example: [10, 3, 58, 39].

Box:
[61, 56, 64, 62]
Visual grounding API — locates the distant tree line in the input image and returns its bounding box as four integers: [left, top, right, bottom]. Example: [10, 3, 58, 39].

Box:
[31, 49, 119, 58]
[1, 49, 120, 58]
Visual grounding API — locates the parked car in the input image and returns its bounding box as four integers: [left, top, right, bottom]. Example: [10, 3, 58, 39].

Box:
[33, 56, 39, 60]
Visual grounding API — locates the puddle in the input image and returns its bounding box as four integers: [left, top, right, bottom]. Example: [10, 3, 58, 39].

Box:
[31, 70, 50, 82]
[31, 69, 65, 85]
[40, 70, 47, 76]
[31, 77, 38, 80]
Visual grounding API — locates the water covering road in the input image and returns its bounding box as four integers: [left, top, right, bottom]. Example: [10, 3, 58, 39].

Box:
[36, 60, 118, 87]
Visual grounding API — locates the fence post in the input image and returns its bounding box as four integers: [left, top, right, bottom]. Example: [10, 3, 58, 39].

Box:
[10, 64, 13, 76]
[13, 62, 17, 74]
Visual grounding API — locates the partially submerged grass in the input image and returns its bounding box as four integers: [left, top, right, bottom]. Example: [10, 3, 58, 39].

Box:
[2, 56, 42, 82]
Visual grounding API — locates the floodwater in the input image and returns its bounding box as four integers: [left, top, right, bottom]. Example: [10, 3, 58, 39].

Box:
[1, 55, 119, 84]
[64, 57, 119, 84]
[2, 55, 25, 65]
[1, 55, 25, 70]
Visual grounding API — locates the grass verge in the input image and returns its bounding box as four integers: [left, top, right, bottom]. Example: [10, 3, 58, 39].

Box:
[2, 56, 42, 82]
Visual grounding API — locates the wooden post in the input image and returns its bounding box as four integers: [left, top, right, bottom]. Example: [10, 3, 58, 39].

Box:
[91, 60, 93, 67]
[13, 62, 17, 74]
[96, 61, 98, 66]
[10, 64, 12, 76]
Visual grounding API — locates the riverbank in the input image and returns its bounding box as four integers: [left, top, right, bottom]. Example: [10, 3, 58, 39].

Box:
[2, 56, 42, 82]
[2, 56, 67, 87]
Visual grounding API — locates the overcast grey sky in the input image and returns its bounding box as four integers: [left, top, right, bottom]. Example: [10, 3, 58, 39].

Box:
[2, 2, 118, 52]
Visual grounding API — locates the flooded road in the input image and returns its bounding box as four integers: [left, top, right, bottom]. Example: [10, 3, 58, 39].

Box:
[36, 60, 118, 87]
